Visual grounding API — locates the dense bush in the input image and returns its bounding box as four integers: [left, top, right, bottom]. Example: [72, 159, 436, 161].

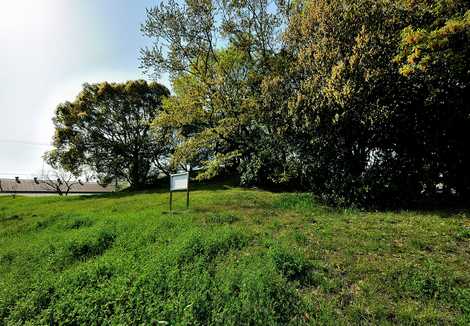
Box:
[280, 0, 470, 207]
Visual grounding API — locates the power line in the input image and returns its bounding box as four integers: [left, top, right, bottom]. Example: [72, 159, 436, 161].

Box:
[0, 173, 38, 176]
[0, 139, 51, 147]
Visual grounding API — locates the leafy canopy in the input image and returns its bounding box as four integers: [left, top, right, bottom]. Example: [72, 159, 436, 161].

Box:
[141, 0, 470, 206]
[141, 0, 293, 185]
[46, 80, 171, 189]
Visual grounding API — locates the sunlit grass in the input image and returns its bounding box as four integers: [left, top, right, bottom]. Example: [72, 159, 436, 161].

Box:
[0, 187, 469, 324]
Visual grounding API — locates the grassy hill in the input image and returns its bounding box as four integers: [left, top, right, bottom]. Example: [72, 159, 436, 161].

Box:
[0, 186, 469, 325]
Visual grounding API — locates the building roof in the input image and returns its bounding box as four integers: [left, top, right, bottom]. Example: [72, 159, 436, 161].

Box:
[0, 178, 115, 194]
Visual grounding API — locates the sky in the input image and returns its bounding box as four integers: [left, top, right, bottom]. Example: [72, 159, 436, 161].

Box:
[0, 0, 167, 178]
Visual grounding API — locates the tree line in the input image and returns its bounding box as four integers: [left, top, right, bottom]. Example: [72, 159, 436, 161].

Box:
[47, 0, 470, 207]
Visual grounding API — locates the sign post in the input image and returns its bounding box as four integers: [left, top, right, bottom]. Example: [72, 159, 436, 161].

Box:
[169, 170, 190, 212]
[186, 182, 190, 209]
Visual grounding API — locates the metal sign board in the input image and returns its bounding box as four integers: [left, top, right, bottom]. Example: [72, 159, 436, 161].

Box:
[169, 171, 190, 211]
[170, 172, 189, 191]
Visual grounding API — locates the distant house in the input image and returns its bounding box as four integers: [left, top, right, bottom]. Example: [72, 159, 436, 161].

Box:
[0, 177, 115, 195]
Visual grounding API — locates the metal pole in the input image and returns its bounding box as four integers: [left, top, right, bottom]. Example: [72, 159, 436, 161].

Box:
[186, 165, 190, 209]
[170, 191, 173, 212]
[186, 187, 189, 209]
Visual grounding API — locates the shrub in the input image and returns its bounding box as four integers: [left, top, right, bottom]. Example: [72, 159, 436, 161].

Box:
[283, 0, 470, 207]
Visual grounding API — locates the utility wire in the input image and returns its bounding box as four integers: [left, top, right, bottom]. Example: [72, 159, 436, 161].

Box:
[0, 173, 38, 176]
[0, 139, 51, 147]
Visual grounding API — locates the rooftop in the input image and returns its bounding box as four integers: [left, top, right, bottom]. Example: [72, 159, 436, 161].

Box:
[0, 178, 115, 194]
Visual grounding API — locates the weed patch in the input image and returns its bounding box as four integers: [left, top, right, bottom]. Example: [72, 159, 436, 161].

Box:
[385, 261, 457, 302]
[0, 215, 22, 223]
[268, 245, 313, 284]
[212, 254, 304, 324]
[49, 229, 116, 269]
[64, 262, 117, 289]
[8, 285, 55, 323]
[175, 228, 249, 265]
[32, 220, 54, 231]
[456, 227, 470, 240]
[0, 251, 15, 265]
[62, 216, 94, 230]
[205, 213, 240, 224]
[273, 193, 315, 210]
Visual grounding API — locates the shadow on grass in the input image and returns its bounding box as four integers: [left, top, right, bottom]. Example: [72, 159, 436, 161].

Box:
[370, 196, 470, 219]
[406, 207, 469, 219]
[65, 176, 238, 202]
[62, 176, 470, 220]
[271, 191, 470, 220]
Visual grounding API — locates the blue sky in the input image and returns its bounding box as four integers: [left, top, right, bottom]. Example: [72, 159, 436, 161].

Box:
[0, 0, 167, 178]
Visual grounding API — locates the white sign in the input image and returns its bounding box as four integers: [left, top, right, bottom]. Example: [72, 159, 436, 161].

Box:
[170, 172, 189, 191]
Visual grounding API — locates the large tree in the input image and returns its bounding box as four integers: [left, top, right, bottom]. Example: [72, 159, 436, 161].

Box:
[394, 3, 470, 198]
[46, 80, 171, 189]
[280, 0, 470, 206]
[141, 0, 294, 185]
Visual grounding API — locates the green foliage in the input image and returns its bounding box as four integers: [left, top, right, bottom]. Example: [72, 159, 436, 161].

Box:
[456, 227, 470, 240]
[173, 228, 249, 265]
[388, 260, 456, 300]
[142, 0, 297, 186]
[211, 254, 303, 325]
[46, 80, 171, 189]
[279, 0, 470, 207]
[141, 0, 470, 207]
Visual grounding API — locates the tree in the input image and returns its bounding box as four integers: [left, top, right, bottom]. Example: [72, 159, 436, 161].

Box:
[141, 0, 294, 185]
[40, 169, 80, 196]
[141, 0, 470, 206]
[46, 80, 171, 189]
[281, 0, 470, 206]
[394, 5, 470, 198]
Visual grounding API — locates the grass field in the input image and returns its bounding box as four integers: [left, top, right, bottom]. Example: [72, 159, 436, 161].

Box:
[0, 185, 469, 325]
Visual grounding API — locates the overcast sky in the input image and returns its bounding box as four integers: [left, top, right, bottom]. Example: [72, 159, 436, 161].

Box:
[0, 0, 167, 178]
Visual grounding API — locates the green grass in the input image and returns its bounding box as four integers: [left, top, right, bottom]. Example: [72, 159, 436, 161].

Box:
[0, 187, 469, 325]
